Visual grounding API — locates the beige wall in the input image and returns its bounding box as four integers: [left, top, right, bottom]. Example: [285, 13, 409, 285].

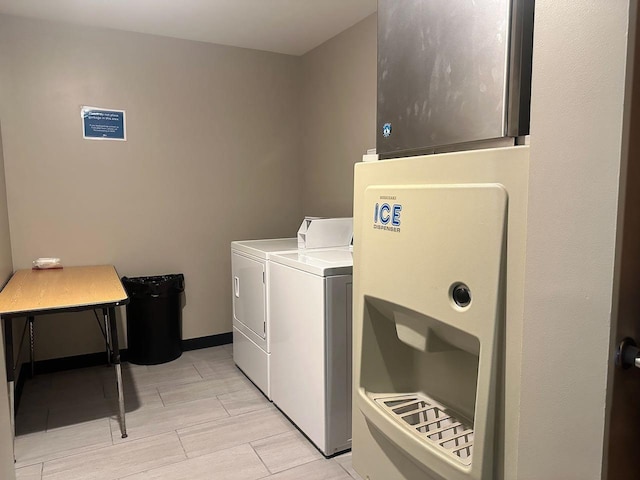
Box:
[0, 126, 16, 478]
[0, 13, 377, 361]
[517, 2, 631, 478]
[0, 132, 12, 283]
[299, 14, 376, 217]
[0, 15, 303, 360]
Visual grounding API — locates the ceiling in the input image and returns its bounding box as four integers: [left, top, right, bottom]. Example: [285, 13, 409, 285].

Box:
[0, 0, 377, 56]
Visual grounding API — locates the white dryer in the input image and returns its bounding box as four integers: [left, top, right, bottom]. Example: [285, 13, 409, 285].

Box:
[268, 248, 353, 456]
[231, 238, 298, 399]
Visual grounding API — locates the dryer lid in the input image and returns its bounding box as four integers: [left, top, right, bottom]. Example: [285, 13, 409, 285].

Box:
[231, 238, 298, 259]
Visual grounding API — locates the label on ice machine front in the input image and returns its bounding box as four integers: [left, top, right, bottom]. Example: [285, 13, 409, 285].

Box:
[373, 196, 402, 233]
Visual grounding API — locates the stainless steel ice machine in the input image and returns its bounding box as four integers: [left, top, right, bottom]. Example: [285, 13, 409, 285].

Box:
[377, 0, 534, 158]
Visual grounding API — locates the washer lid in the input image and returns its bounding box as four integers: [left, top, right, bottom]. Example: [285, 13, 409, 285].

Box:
[270, 248, 353, 276]
[231, 238, 298, 260]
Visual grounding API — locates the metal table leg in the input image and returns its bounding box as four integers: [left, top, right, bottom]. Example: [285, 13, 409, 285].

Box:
[103, 309, 111, 366]
[107, 307, 127, 438]
[3, 316, 15, 460]
[28, 316, 35, 377]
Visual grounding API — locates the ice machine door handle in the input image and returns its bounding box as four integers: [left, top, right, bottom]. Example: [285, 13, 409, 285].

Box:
[615, 337, 640, 369]
[234, 276, 240, 298]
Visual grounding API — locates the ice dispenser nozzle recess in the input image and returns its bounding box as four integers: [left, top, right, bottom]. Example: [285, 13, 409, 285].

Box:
[356, 183, 507, 480]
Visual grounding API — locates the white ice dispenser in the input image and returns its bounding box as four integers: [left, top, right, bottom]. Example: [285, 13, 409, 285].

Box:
[352, 146, 529, 480]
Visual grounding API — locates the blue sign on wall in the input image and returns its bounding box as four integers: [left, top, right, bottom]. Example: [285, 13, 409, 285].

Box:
[82, 106, 126, 141]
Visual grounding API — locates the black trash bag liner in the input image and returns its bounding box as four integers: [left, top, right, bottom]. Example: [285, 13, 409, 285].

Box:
[122, 274, 185, 298]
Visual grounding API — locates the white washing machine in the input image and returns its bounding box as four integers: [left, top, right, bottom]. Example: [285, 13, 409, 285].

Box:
[268, 248, 353, 456]
[231, 238, 298, 399]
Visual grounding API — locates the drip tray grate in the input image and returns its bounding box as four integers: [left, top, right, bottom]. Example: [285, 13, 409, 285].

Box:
[373, 393, 474, 466]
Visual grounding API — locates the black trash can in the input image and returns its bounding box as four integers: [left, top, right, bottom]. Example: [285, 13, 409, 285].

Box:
[122, 274, 184, 365]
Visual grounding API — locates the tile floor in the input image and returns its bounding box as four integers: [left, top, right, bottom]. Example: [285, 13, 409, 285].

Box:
[14, 344, 362, 480]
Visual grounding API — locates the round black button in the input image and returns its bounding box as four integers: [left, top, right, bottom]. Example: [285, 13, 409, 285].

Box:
[452, 284, 471, 308]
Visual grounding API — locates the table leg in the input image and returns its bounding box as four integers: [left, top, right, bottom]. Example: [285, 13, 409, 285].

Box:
[103, 309, 111, 366]
[28, 316, 35, 377]
[3, 317, 15, 452]
[107, 307, 127, 438]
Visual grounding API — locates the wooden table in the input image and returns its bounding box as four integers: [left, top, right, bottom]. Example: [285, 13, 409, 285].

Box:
[0, 265, 130, 439]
